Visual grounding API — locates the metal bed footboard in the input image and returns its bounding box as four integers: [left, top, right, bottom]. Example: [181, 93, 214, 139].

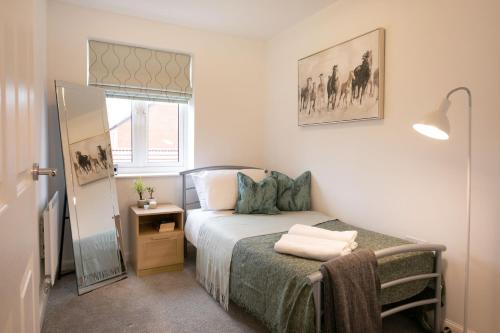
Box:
[307, 243, 446, 333]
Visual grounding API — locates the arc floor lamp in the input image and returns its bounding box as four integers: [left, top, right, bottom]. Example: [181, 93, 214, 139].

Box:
[413, 87, 472, 333]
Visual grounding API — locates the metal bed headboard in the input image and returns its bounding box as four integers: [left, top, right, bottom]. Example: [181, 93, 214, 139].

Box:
[180, 165, 264, 221]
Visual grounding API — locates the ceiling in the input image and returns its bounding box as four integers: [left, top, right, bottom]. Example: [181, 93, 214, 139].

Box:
[57, 0, 336, 39]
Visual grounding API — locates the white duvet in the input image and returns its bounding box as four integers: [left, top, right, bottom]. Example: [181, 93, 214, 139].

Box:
[185, 209, 234, 247]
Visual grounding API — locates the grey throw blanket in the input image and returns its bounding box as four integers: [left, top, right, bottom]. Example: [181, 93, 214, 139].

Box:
[320, 249, 382, 333]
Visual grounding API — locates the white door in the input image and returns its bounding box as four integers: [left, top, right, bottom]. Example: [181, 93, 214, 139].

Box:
[1, 0, 46, 332]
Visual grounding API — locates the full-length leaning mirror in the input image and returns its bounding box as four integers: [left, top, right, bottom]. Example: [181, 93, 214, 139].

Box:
[55, 81, 127, 294]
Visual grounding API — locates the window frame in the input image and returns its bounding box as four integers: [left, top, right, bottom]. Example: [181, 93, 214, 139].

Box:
[106, 96, 189, 175]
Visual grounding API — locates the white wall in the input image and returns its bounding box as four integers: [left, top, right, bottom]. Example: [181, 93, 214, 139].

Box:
[47, 0, 267, 262]
[263, 0, 500, 331]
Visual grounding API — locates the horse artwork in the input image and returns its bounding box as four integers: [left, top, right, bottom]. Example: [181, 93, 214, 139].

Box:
[327, 65, 340, 111]
[351, 50, 372, 105]
[298, 28, 384, 125]
[316, 74, 326, 113]
[300, 77, 312, 112]
[339, 71, 355, 108]
[370, 68, 380, 100]
[308, 82, 317, 114]
[69, 133, 114, 186]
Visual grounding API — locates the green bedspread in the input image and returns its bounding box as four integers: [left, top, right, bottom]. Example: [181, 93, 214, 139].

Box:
[229, 219, 434, 333]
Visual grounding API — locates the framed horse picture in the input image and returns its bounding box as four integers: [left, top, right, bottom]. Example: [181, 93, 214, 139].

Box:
[298, 28, 385, 126]
[69, 133, 114, 186]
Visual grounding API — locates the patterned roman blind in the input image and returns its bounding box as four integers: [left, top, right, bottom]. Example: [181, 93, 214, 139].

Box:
[88, 40, 192, 103]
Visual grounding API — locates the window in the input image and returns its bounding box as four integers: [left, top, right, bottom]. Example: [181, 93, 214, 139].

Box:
[106, 97, 188, 174]
[88, 40, 193, 174]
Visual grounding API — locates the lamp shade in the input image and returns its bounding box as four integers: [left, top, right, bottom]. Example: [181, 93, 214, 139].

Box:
[413, 98, 451, 140]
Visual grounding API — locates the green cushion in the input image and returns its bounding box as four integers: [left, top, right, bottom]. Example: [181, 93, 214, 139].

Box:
[271, 171, 311, 211]
[235, 172, 280, 215]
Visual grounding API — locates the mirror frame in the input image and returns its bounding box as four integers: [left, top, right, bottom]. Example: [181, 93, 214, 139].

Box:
[55, 80, 127, 294]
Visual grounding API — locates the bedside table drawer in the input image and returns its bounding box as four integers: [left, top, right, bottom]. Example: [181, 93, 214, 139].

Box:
[138, 233, 184, 270]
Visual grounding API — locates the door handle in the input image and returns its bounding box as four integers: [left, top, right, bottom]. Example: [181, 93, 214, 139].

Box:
[32, 163, 57, 181]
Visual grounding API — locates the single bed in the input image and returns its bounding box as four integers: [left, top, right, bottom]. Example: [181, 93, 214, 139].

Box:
[181, 166, 446, 333]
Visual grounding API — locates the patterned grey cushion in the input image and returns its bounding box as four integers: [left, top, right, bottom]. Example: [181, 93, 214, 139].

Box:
[271, 171, 311, 211]
[235, 173, 280, 215]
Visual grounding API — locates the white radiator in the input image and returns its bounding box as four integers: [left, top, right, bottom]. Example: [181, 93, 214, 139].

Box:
[43, 191, 60, 286]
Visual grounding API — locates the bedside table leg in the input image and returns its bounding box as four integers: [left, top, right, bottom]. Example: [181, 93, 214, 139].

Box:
[184, 236, 188, 257]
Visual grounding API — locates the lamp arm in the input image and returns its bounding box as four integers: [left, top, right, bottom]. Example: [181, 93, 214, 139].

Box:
[446, 86, 472, 108]
[446, 86, 472, 333]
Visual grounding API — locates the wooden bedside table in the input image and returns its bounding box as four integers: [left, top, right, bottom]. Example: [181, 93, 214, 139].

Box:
[129, 204, 184, 277]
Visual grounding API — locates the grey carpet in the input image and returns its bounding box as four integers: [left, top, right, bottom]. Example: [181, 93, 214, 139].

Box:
[43, 246, 427, 333]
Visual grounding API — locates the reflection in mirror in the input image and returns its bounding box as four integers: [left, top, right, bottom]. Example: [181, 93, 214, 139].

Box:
[55, 81, 127, 294]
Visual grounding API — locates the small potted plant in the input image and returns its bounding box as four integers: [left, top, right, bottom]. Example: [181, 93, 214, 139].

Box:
[146, 186, 155, 200]
[133, 178, 148, 208]
[146, 186, 157, 208]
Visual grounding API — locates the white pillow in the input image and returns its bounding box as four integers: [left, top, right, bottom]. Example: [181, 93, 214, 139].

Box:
[191, 171, 208, 209]
[193, 169, 266, 210]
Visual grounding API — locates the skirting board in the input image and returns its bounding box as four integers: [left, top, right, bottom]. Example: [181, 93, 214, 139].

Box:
[444, 319, 478, 333]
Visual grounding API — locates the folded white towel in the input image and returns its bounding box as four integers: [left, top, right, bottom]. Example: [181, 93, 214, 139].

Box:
[289, 224, 358, 249]
[274, 234, 352, 261]
[281, 234, 357, 250]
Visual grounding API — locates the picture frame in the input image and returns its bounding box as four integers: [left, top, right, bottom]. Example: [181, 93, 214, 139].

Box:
[69, 133, 114, 186]
[298, 28, 385, 126]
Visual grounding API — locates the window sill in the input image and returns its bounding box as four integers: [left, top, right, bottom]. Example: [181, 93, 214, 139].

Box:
[115, 172, 180, 179]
